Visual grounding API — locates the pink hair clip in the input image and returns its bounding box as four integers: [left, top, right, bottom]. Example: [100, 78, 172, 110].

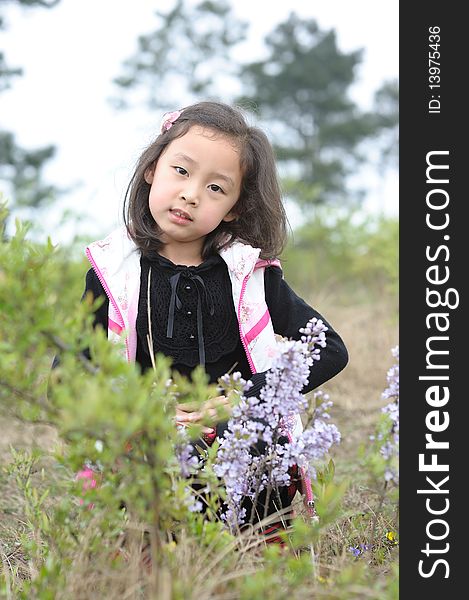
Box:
[160, 110, 182, 133]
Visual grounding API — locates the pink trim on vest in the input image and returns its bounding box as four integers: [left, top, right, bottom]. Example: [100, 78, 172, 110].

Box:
[245, 309, 270, 345]
[254, 258, 281, 270]
[108, 318, 123, 335]
[86, 246, 130, 362]
[126, 285, 139, 362]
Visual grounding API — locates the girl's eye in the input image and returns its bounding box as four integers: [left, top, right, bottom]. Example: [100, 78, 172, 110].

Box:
[209, 184, 224, 193]
[174, 166, 188, 176]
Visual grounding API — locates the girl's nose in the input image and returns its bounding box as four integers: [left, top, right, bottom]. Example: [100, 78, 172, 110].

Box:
[181, 189, 199, 206]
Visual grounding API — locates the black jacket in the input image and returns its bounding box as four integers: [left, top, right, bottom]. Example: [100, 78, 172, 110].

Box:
[83, 254, 348, 398]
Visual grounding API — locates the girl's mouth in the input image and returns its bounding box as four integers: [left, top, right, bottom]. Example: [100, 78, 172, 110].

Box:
[169, 208, 193, 223]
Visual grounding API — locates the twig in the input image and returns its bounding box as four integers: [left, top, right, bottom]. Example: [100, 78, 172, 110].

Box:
[0, 380, 58, 422]
[41, 330, 98, 375]
[370, 480, 388, 548]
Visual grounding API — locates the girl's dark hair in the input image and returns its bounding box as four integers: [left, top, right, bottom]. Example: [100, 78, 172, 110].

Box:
[123, 100, 288, 260]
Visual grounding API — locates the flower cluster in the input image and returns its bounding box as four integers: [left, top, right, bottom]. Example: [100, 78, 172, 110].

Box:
[379, 345, 399, 483]
[348, 543, 371, 558]
[183, 487, 203, 513]
[382, 345, 399, 401]
[286, 409, 341, 480]
[214, 317, 341, 529]
[175, 426, 200, 478]
[174, 426, 205, 513]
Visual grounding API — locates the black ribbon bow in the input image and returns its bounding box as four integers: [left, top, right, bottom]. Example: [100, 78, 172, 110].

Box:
[166, 270, 215, 366]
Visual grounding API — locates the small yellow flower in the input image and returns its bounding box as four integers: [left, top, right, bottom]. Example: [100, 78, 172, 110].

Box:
[165, 541, 177, 552]
[386, 531, 398, 544]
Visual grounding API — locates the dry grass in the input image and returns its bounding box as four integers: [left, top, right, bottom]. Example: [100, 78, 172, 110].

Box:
[0, 421, 57, 465]
[314, 297, 398, 467]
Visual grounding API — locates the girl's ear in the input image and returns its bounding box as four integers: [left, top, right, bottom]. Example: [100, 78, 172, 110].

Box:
[222, 211, 237, 223]
[144, 167, 155, 184]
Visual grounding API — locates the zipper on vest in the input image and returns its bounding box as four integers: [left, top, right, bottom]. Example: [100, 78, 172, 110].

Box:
[86, 247, 130, 362]
[238, 273, 256, 374]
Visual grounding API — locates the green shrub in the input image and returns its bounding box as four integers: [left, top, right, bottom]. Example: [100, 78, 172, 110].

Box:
[283, 207, 398, 304]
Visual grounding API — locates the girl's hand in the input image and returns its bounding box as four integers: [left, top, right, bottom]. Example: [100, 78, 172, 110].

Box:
[175, 406, 215, 434]
[176, 395, 232, 429]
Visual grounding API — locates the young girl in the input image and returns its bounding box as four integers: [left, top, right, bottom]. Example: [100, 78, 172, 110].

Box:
[83, 100, 348, 527]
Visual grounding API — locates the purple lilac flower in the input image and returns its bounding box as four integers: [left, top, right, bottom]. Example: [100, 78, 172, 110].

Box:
[174, 428, 204, 513]
[175, 426, 199, 478]
[380, 346, 399, 483]
[285, 418, 341, 479]
[382, 346, 399, 401]
[348, 543, 371, 558]
[221, 506, 247, 530]
[214, 317, 341, 529]
[184, 488, 203, 513]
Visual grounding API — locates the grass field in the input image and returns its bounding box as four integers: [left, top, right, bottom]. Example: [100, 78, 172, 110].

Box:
[0, 297, 399, 599]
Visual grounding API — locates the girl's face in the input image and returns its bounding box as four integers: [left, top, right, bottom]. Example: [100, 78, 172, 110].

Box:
[145, 125, 242, 262]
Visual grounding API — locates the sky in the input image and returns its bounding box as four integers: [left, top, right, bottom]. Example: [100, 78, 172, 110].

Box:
[0, 0, 399, 245]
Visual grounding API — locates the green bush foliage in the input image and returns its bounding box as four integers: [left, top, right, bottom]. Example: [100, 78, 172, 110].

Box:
[282, 207, 398, 304]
